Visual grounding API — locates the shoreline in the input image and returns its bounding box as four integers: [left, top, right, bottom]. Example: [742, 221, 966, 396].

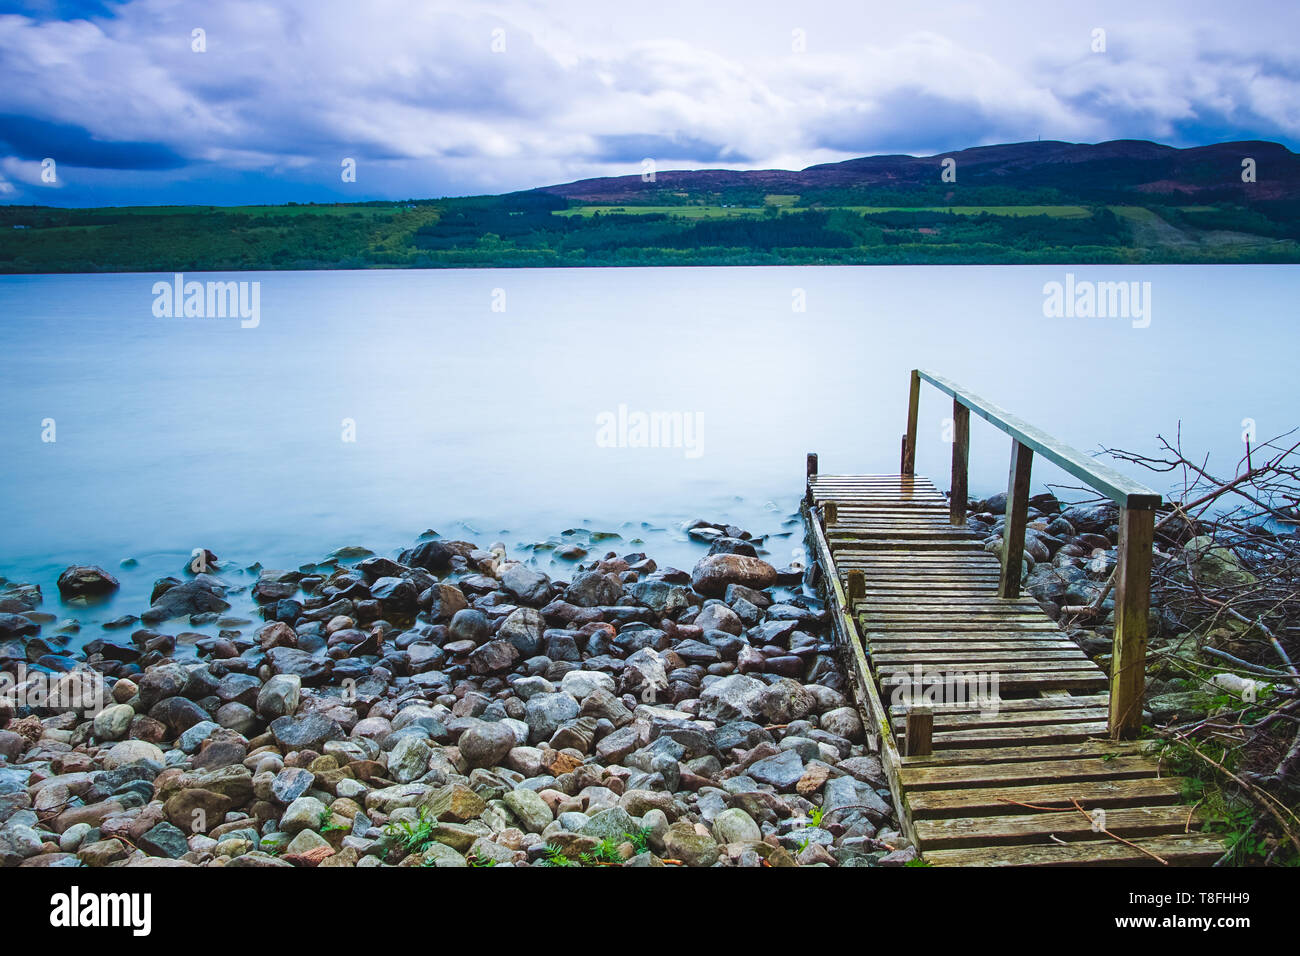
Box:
[0, 521, 907, 868]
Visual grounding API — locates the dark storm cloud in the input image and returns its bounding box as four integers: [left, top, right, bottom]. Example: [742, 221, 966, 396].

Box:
[0, 113, 186, 169]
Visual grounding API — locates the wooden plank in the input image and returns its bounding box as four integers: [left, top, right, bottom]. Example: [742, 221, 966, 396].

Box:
[855, 596, 1041, 607]
[901, 756, 1159, 791]
[908, 776, 1188, 819]
[916, 805, 1206, 849]
[873, 650, 1090, 665]
[907, 718, 1112, 748]
[866, 621, 1062, 632]
[890, 694, 1108, 715]
[999, 438, 1033, 598]
[901, 740, 1155, 767]
[1110, 506, 1154, 740]
[923, 834, 1223, 867]
[868, 630, 1077, 642]
[891, 707, 1107, 732]
[873, 641, 1087, 652]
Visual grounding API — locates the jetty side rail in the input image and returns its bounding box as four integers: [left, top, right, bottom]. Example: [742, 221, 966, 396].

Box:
[899, 368, 1161, 740]
[805, 504, 919, 849]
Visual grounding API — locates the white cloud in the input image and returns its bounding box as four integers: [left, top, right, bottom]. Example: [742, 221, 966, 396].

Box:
[0, 0, 1296, 201]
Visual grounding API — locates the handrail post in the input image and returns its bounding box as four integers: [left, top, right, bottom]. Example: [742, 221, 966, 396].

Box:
[847, 569, 865, 604]
[950, 400, 970, 526]
[998, 439, 1033, 598]
[901, 369, 920, 475]
[1109, 507, 1155, 739]
[904, 705, 933, 757]
[805, 452, 818, 505]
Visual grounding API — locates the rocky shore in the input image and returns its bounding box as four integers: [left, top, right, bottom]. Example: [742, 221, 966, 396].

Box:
[0, 522, 905, 868]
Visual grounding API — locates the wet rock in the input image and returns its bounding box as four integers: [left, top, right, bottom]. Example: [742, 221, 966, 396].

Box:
[449, 609, 490, 645]
[468, 640, 519, 675]
[565, 571, 622, 608]
[400, 540, 453, 573]
[690, 554, 777, 597]
[141, 579, 230, 625]
[525, 692, 580, 744]
[56, 566, 121, 599]
[257, 674, 301, 720]
[698, 674, 765, 722]
[747, 750, 805, 791]
[497, 608, 545, 657]
[501, 565, 552, 604]
[270, 714, 343, 753]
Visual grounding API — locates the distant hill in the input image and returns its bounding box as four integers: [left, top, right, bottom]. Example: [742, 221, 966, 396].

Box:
[536, 139, 1300, 204]
[4, 139, 1299, 272]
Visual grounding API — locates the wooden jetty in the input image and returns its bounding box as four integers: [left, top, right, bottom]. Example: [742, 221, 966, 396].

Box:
[805, 369, 1224, 866]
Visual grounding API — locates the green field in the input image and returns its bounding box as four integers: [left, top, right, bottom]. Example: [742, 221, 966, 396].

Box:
[3, 192, 1297, 272]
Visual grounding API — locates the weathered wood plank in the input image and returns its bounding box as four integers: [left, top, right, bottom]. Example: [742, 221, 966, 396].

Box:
[901, 740, 1154, 767]
[908, 777, 1188, 819]
[890, 707, 1108, 732]
[903, 718, 1113, 748]
[901, 756, 1160, 791]
[889, 694, 1108, 715]
[923, 834, 1223, 867]
[916, 804, 1205, 849]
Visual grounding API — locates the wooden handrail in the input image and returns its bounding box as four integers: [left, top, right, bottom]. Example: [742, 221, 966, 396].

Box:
[899, 369, 1160, 740]
[909, 369, 1161, 509]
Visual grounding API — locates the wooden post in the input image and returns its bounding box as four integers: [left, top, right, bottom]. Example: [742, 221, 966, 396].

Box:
[847, 569, 865, 604]
[805, 452, 818, 505]
[1109, 506, 1155, 740]
[822, 501, 837, 527]
[950, 400, 970, 526]
[904, 705, 933, 757]
[998, 439, 1034, 598]
[901, 369, 921, 475]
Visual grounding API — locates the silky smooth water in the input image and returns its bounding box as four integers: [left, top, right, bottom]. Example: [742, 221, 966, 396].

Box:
[1, 264, 1295, 638]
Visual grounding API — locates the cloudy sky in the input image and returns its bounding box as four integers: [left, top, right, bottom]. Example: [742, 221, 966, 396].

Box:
[2, 0, 1299, 205]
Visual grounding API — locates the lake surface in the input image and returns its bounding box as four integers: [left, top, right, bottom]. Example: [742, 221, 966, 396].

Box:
[1, 264, 1296, 638]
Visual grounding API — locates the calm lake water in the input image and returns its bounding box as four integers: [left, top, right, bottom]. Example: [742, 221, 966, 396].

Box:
[1, 265, 1296, 638]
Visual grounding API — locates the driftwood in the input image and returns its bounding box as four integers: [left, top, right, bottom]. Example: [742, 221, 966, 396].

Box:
[1078, 426, 1300, 862]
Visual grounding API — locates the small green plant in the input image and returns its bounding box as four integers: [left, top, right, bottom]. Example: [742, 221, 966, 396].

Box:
[808, 806, 826, 828]
[579, 836, 623, 865]
[318, 808, 348, 834]
[536, 843, 576, 867]
[467, 850, 498, 867]
[905, 857, 932, 867]
[624, 827, 652, 855]
[381, 807, 436, 855]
